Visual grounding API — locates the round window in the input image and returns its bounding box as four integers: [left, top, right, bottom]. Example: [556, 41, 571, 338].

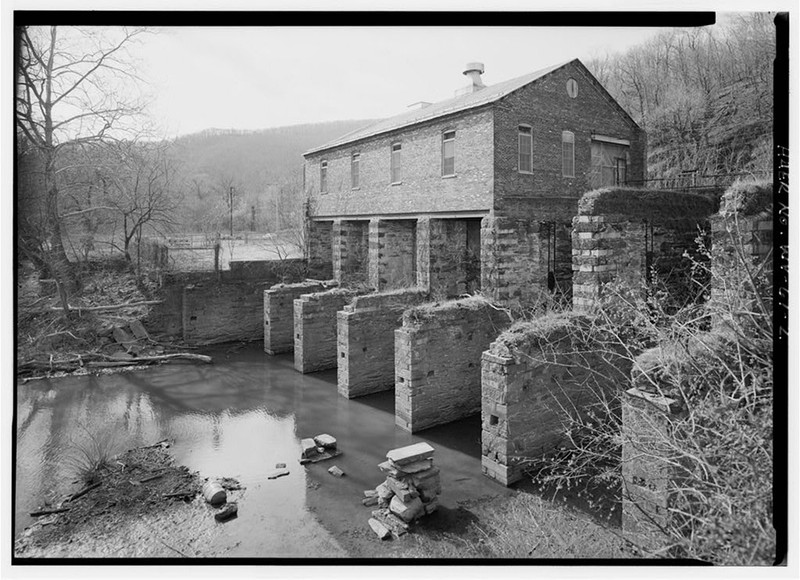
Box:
[566, 78, 578, 98]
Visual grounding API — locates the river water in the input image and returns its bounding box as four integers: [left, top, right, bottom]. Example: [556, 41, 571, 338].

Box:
[14, 344, 512, 556]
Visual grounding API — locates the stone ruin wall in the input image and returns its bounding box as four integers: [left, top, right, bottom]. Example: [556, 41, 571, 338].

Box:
[394, 297, 511, 433]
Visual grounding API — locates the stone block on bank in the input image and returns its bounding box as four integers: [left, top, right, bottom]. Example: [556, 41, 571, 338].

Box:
[368, 517, 391, 540]
[300, 438, 318, 459]
[313, 434, 337, 450]
[390, 495, 424, 523]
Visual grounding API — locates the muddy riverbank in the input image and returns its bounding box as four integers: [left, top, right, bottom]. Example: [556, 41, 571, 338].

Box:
[14, 343, 630, 560]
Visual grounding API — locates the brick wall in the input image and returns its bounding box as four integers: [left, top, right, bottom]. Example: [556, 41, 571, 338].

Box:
[182, 281, 269, 345]
[337, 288, 429, 399]
[306, 109, 494, 218]
[394, 297, 511, 433]
[264, 280, 336, 354]
[481, 314, 629, 485]
[493, 61, 646, 215]
[368, 219, 417, 291]
[572, 188, 715, 312]
[293, 288, 365, 373]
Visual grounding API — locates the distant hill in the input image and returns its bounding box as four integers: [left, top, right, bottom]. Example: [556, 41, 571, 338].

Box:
[168, 119, 378, 232]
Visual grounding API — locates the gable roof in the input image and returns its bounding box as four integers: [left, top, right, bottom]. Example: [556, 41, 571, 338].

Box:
[304, 59, 574, 157]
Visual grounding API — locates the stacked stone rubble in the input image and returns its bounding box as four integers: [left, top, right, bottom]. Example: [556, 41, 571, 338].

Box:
[366, 442, 440, 538]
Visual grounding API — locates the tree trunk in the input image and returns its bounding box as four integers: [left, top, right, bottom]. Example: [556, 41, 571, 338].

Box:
[43, 147, 75, 313]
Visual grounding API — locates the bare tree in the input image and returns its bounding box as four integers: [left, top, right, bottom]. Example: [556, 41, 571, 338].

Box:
[102, 140, 181, 271]
[15, 25, 148, 310]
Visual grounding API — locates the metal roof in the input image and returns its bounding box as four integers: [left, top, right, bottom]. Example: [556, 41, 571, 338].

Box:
[304, 59, 575, 156]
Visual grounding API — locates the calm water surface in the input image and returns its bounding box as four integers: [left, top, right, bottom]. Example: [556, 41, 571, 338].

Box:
[15, 344, 509, 554]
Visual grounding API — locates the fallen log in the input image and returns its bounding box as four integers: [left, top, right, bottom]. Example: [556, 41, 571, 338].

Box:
[67, 481, 102, 502]
[30, 507, 70, 517]
[19, 353, 213, 374]
[51, 300, 163, 313]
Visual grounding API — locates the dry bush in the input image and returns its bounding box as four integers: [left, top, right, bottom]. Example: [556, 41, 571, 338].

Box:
[530, 221, 774, 564]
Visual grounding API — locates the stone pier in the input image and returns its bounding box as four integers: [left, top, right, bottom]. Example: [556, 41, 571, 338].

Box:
[480, 314, 629, 485]
[293, 288, 363, 374]
[337, 288, 428, 399]
[394, 296, 510, 433]
[264, 280, 335, 354]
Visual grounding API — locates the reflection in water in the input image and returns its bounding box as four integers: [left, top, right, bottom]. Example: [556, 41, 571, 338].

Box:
[15, 345, 510, 554]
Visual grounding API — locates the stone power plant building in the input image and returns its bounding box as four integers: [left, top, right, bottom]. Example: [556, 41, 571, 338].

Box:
[303, 59, 646, 305]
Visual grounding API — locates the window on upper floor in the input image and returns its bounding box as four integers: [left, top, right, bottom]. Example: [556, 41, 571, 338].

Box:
[320, 160, 328, 193]
[562, 131, 575, 178]
[518, 125, 532, 173]
[351, 152, 360, 189]
[442, 130, 455, 177]
[391, 142, 402, 184]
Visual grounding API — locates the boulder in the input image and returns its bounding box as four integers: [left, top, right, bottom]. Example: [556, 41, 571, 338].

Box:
[313, 434, 337, 450]
[129, 319, 149, 340]
[300, 438, 318, 459]
[389, 495, 424, 523]
[368, 518, 391, 540]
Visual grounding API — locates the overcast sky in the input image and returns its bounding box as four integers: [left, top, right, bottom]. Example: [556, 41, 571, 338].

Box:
[136, 25, 679, 137]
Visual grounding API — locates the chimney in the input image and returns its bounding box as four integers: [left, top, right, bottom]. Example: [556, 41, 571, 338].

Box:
[455, 62, 485, 96]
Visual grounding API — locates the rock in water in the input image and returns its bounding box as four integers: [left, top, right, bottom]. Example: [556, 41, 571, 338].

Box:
[267, 468, 290, 480]
[313, 434, 337, 450]
[328, 465, 345, 477]
[215, 502, 238, 522]
[300, 438, 318, 459]
[368, 518, 391, 540]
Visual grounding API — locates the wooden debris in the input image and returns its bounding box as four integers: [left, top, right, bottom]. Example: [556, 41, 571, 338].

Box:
[30, 507, 70, 517]
[67, 481, 102, 502]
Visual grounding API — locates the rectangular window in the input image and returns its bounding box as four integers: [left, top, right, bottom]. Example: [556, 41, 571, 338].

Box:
[615, 158, 627, 185]
[351, 152, 360, 189]
[518, 126, 532, 173]
[442, 130, 455, 176]
[391, 143, 402, 184]
[320, 160, 328, 193]
[562, 131, 575, 178]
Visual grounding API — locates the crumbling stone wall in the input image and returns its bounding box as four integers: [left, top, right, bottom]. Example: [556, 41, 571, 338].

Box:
[264, 280, 335, 354]
[182, 281, 270, 345]
[572, 188, 715, 311]
[368, 219, 417, 291]
[337, 288, 429, 399]
[481, 314, 628, 485]
[708, 181, 773, 317]
[293, 288, 364, 373]
[395, 297, 511, 433]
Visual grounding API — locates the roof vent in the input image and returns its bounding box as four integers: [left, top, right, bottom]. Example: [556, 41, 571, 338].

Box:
[407, 101, 433, 110]
[455, 62, 485, 96]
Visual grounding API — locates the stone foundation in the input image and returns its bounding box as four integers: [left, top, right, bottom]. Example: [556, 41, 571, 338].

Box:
[264, 280, 336, 354]
[333, 219, 370, 285]
[417, 217, 481, 299]
[337, 288, 429, 399]
[293, 288, 364, 373]
[395, 297, 510, 433]
[368, 219, 417, 291]
[481, 314, 629, 486]
[307, 220, 333, 279]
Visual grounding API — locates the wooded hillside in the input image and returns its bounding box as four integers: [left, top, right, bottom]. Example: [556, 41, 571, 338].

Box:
[587, 13, 774, 188]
